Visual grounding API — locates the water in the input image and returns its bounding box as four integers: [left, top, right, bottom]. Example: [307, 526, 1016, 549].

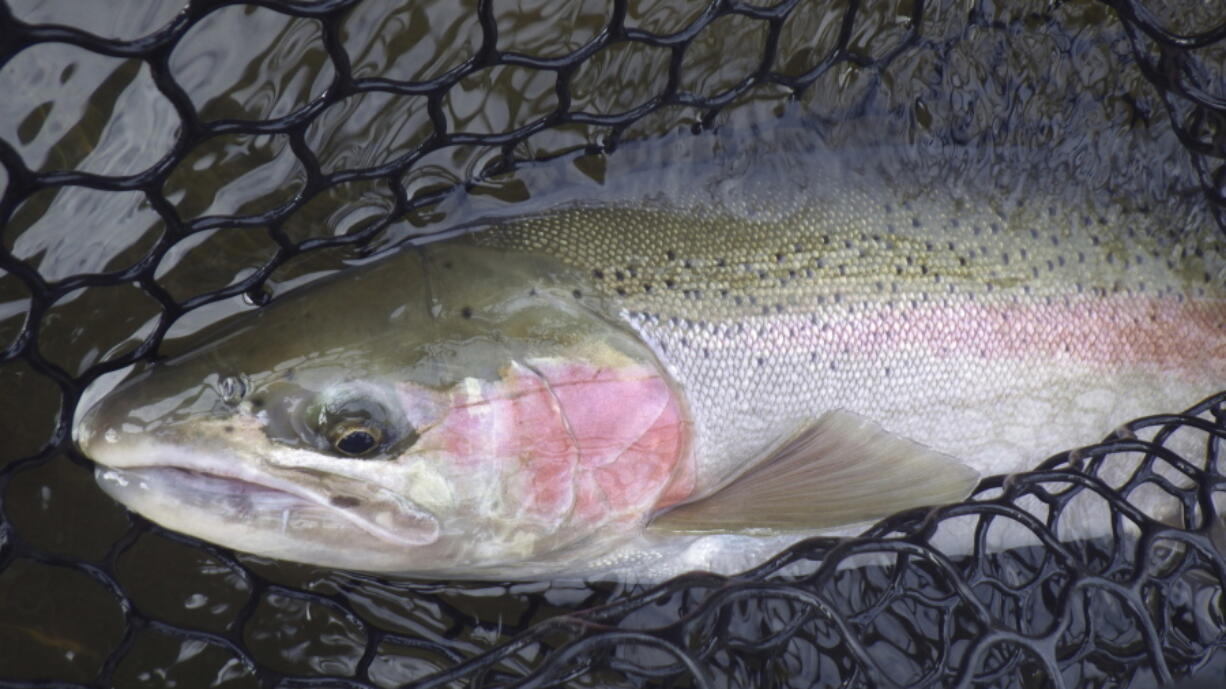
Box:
[0, 0, 1221, 686]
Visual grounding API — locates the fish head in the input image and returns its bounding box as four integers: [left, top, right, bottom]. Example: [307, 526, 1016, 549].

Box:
[73, 243, 692, 577]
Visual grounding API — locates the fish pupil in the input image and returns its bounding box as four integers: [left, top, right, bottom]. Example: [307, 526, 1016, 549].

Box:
[336, 429, 378, 456]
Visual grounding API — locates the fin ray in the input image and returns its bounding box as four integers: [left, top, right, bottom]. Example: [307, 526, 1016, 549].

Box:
[648, 410, 979, 534]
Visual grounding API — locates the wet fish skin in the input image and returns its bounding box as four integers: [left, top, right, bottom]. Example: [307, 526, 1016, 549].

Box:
[73, 149, 1226, 579]
[470, 168, 1226, 502]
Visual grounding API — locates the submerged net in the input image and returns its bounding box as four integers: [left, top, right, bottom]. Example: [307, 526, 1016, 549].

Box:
[1, 0, 1225, 687]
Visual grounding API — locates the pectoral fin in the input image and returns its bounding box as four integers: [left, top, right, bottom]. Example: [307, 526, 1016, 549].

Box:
[648, 410, 979, 534]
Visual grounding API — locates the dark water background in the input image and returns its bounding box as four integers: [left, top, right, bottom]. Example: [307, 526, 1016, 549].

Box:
[1, 0, 1224, 686]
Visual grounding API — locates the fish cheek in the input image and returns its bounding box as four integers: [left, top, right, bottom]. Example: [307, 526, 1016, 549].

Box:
[395, 381, 451, 434]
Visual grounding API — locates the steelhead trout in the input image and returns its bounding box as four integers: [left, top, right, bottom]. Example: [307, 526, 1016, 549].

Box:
[73, 146, 1226, 579]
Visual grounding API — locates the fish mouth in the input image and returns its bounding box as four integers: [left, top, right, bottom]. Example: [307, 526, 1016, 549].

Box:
[90, 441, 440, 560]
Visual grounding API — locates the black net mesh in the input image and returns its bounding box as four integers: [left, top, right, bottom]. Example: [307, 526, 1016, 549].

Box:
[2, 0, 1226, 687]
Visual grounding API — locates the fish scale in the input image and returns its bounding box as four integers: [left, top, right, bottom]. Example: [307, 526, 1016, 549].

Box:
[471, 163, 1226, 496]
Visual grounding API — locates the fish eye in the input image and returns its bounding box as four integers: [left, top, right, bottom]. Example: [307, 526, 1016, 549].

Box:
[328, 422, 383, 457]
[306, 385, 412, 459]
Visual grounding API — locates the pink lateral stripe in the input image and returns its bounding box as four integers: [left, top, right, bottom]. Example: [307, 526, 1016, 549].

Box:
[809, 295, 1226, 377]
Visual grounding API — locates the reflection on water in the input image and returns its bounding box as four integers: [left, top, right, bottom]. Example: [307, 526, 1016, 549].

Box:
[0, 0, 1221, 686]
[0, 44, 179, 176]
[171, 4, 334, 123]
[6, 0, 182, 42]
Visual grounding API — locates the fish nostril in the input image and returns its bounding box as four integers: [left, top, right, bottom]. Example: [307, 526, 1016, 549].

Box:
[219, 374, 248, 406]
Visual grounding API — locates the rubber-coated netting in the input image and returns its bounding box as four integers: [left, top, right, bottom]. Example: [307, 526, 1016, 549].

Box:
[2, 0, 1226, 687]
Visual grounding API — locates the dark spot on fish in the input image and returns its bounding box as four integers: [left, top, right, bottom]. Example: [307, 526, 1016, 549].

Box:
[461, 306, 473, 318]
[775, 252, 785, 263]
[572, 289, 583, 299]
[912, 217, 922, 228]
[643, 283, 653, 293]
[717, 257, 727, 267]
[593, 268, 604, 279]
[666, 249, 677, 261]
[616, 287, 627, 296]
[614, 270, 625, 281]
[331, 495, 362, 508]
[1001, 252, 1010, 265]
[223, 425, 234, 433]
[443, 261, 454, 270]
[628, 267, 638, 277]
[251, 398, 264, 409]
[757, 357, 766, 368]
